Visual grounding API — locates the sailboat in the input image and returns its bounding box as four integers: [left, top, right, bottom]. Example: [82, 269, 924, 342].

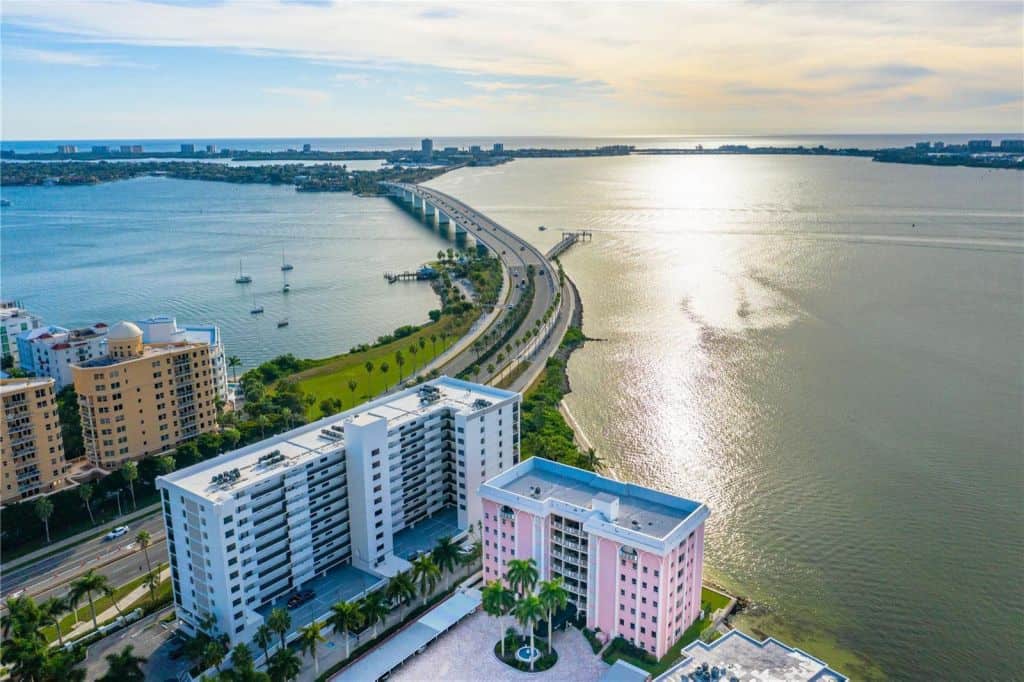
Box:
[235, 260, 252, 284]
[281, 251, 294, 271]
[282, 271, 291, 294]
[277, 318, 289, 328]
[250, 295, 264, 315]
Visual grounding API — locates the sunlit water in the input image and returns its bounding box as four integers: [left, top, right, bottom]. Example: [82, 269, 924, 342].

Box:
[427, 157, 1024, 679]
[0, 176, 449, 369]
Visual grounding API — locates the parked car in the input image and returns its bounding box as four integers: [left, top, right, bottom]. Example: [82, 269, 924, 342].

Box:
[105, 526, 130, 541]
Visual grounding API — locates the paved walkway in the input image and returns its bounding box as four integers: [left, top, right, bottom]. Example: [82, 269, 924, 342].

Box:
[391, 609, 609, 682]
[64, 567, 170, 640]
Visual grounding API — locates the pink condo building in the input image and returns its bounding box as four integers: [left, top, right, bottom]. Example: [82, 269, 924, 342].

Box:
[479, 458, 710, 659]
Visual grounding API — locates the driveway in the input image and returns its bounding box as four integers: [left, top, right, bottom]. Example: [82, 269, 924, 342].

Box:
[391, 610, 609, 682]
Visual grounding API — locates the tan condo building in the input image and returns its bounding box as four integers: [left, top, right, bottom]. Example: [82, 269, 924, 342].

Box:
[1, 377, 68, 503]
[72, 321, 220, 470]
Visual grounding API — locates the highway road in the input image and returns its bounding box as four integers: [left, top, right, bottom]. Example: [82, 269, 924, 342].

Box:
[2, 511, 165, 606]
[387, 183, 559, 383]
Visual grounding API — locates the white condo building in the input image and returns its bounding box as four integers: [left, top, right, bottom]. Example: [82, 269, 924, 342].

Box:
[136, 316, 229, 402]
[0, 301, 42, 367]
[156, 377, 519, 645]
[17, 323, 110, 389]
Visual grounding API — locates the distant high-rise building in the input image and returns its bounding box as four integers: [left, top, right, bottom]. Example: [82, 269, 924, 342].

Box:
[56, 145, 77, 154]
[421, 138, 434, 155]
[206, 144, 218, 154]
[999, 139, 1024, 152]
[302, 143, 312, 152]
[1, 377, 68, 503]
[493, 142, 504, 154]
[91, 145, 111, 154]
[933, 141, 945, 150]
[967, 139, 993, 152]
[181, 143, 196, 153]
[120, 145, 144, 154]
[72, 321, 220, 470]
[469, 145, 482, 154]
[915, 142, 930, 151]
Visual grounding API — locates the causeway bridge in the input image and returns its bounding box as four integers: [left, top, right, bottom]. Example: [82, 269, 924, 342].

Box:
[382, 182, 568, 390]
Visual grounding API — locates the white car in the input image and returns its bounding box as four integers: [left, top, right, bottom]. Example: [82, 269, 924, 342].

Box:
[105, 525, 130, 541]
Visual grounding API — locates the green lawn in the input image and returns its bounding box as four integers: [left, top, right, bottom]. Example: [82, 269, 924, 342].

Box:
[601, 586, 735, 676]
[42, 563, 167, 643]
[291, 313, 474, 418]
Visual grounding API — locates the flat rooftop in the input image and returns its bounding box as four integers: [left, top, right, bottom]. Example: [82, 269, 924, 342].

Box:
[161, 377, 517, 502]
[76, 341, 202, 368]
[1, 377, 53, 395]
[657, 630, 848, 682]
[490, 458, 703, 540]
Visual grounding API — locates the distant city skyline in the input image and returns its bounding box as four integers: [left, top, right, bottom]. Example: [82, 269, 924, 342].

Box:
[2, 1, 1022, 139]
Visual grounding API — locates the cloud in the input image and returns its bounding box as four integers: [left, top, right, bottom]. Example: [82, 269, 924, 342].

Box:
[419, 7, 459, 20]
[5, 46, 137, 67]
[333, 72, 371, 87]
[262, 86, 330, 105]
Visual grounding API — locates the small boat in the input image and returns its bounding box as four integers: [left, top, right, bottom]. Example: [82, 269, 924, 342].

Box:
[250, 295, 264, 315]
[277, 319, 289, 328]
[235, 260, 252, 284]
[281, 251, 294, 271]
[282, 271, 291, 293]
[538, 225, 547, 231]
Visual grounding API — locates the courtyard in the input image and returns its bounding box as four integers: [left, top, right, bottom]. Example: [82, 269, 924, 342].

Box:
[390, 609, 610, 682]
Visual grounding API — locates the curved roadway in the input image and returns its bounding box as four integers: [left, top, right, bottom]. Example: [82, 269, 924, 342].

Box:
[385, 183, 559, 383]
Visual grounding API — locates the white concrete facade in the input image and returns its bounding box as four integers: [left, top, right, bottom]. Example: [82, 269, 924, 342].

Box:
[18, 323, 109, 390]
[0, 302, 42, 367]
[156, 377, 519, 645]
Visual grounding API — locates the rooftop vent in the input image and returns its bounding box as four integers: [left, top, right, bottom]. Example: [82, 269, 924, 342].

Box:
[320, 429, 343, 441]
[472, 398, 492, 410]
[418, 385, 441, 404]
[529, 485, 542, 498]
[211, 468, 241, 487]
[258, 450, 286, 467]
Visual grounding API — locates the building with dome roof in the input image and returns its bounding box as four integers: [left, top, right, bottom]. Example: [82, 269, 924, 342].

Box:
[72, 320, 220, 470]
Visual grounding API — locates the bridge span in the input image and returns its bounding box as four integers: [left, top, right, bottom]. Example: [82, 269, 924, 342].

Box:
[382, 182, 566, 390]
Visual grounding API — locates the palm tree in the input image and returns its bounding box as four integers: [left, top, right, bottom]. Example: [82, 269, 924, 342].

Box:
[513, 595, 545, 671]
[506, 558, 539, 597]
[411, 554, 441, 605]
[538, 578, 569, 648]
[347, 379, 358, 405]
[34, 496, 54, 543]
[202, 639, 227, 673]
[266, 607, 291, 650]
[70, 569, 113, 630]
[359, 591, 389, 638]
[120, 461, 139, 509]
[99, 644, 146, 681]
[430, 334, 438, 357]
[257, 415, 270, 438]
[253, 623, 275, 666]
[228, 644, 267, 682]
[486, 362, 496, 376]
[327, 601, 364, 660]
[5, 595, 44, 638]
[409, 344, 419, 372]
[586, 447, 603, 470]
[136, 530, 153, 575]
[143, 571, 161, 605]
[481, 580, 516, 657]
[431, 536, 461, 590]
[379, 362, 390, 389]
[385, 570, 417, 615]
[228, 355, 242, 382]
[79, 483, 96, 525]
[297, 621, 327, 677]
[268, 648, 301, 682]
[364, 360, 375, 393]
[281, 408, 293, 429]
[395, 350, 406, 382]
[38, 596, 69, 647]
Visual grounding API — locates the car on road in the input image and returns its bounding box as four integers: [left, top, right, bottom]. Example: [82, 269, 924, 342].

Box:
[105, 525, 130, 541]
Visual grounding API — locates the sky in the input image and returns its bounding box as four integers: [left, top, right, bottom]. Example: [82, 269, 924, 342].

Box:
[1, 0, 1022, 140]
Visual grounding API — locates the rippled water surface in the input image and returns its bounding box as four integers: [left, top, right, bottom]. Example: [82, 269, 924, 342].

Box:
[1, 176, 448, 368]
[427, 157, 1024, 679]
